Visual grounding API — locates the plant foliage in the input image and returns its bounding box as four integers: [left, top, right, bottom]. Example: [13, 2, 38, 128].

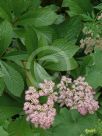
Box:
[0, 0, 102, 135]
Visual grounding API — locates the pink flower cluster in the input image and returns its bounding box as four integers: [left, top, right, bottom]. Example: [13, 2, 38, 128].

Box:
[57, 76, 99, 115]
[23, 80, 57, 129]
[24, 77, 99, 129]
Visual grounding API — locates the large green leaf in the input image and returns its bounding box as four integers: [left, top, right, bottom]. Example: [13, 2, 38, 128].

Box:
[51, 108, 98, 136]
[33, 128, 52, 136]
[25, 27, 38, 54]
[86, 70, 102, 89]
[35, 26, 56, 45]
[11, 0, 30, 16]
[31, 0, 41, 8]
[27, 43, 78, 72]
[37, 38, 79, 59]
[52, 38, 79, 58]
[54, 17, 83, 43]
[37, 39, 78, 71]
[38, 34, 48, 48]
[0, 61, 24, 97]
[62, 0, 92, 16]
[17, 6, 58, 27]
[0, 0, 12, 21]
[11, 0, 41, 17]
[3, 51, 28, 67]
[8, 118, 33, 136]
[0, 95, 22, 120]
[0, 7, 10, 20]
[0, 20, 13, 56]
[43, 57, 78, 71]
[86, 49, 102, 88]
[32, 6, 58, 27]
[0, 126, 8, 136]
[34, 62, 51, 83]
[78, 55, 93, 75]
[11, 0, 38, 17]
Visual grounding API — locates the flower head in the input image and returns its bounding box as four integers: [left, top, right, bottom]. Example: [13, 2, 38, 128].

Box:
[24, 80, 57, 129]
[58, 76, 99, 115]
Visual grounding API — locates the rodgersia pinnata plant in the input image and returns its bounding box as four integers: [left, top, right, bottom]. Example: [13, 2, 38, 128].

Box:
[24, 77, 99, 129]
[0, 0, 102, 135]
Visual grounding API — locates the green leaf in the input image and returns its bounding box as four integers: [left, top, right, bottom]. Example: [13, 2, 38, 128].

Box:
[3, 51, 28, 67]
[52, 108, 98, 136]
[79, 55, 93, 75]
[0, 78, 5, 96]
[33, 128, 52, 136]
[0, 20, 13, 56]
[32, 6, 58, 27]
[0, 126, 8, 136]
[34, 62, 51, 83]
[85, 49, 102, 88]
[62, 0, 92, 16]
[11, 0, 41, 16]
[52, 38, 79, 58]
[35, 26, 56, 44]
[8, 118, 33, 136]
[37, 40, 78, 71]
[0, 7, 10, 20]
[0, 95, 22, 120]
[18, 6, 58, 27]
[38, 34, 48, 48]
[11, 0, 29, 16]
[94, 3, 102, 10]
[0, 0, 12, 21]
[44, 57, 78, 71]
[31, 0, 41, 8]
[25, 27, 38, 54]
[11, 0, 30, 16]
[0, 119, 9, 130]
[37, 38, 79, 59]
[0, 61, 24, 97]
[54, 15, 65, 25]
[86, 70, 102, 89]
[54, 17, 83, 43]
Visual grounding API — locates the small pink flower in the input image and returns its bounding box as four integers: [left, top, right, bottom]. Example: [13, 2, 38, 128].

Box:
[77, 107, 87, 115]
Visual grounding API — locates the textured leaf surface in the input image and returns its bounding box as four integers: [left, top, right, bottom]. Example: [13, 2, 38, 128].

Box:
[0, 95, 22, 120]
[33, 7, 58, 27]
[62, 0, 92, 16]
[25, 27, 38, 54]
[44, 57, 77, 71]
[0, 20, 13, 55]
[0, 126, 8, 136]
[55, 17, 83, 43]
[18, 6, 58, 27]
[0, 62, 24, 97]
[3, 51, 28, 67]
[51, 108, 98, 136]
[52, 38, 79, 58]
[86, 49, 102, 88]
[34, 62, 51, 83]
[8, 118, 33, 136]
